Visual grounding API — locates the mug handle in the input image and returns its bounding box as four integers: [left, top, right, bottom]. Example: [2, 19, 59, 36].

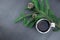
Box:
[50, 23, 55, 28]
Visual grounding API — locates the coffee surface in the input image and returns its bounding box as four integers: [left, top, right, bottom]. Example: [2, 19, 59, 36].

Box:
[37, 20, 50, 32]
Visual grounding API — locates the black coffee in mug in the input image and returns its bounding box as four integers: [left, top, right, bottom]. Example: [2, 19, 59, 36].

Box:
[37, 20, 50, 32]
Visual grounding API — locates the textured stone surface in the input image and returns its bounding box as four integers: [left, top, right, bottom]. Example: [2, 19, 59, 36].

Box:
[0, 0, 60, 40]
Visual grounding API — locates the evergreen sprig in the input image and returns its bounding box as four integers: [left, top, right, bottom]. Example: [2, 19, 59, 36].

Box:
[15, 0, 60, 31]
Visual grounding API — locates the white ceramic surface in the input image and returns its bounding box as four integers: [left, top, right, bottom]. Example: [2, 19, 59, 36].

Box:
[36, 19, 55, 34]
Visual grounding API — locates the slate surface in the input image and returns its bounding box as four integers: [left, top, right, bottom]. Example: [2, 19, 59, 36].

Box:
[0, 0, 60, 40]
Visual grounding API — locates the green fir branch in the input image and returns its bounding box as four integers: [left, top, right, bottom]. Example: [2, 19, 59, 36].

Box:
[15, 14, 32, 23]
[15, 0, 60, 31]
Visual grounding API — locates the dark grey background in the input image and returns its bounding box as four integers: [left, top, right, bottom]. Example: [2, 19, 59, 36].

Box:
[0, 0, 60, 40]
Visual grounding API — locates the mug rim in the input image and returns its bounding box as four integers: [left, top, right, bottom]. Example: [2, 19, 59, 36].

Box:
[36, 19, 51, 34]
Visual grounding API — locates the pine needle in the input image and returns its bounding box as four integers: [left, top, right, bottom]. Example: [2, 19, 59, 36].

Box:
[24, 18, 34, 26]
[48, 9, 59, 23]
[40, 0, 45, 11]
[23, 18, 28, 26]
[45, 0, 50, 15]
[32, 0, 40, 10]
[28, 20, 36, 28]
[15, 14, 32, 23]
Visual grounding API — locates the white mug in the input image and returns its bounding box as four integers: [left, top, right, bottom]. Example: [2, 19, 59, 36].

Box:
[36, 19, 55, 34]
